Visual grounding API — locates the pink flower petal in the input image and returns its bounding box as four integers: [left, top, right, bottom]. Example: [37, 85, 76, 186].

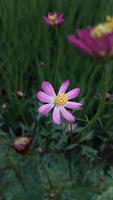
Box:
[76, 27, 92, 41]
[41, 81, 56, 97]
[60, 107, 75, 122]
[48, 12, 57, 16]
[58, 80, 70, 94]
[92, 33, 112, 57]
[77, 28, 112, 58]
[52, 106, 61, 125]
[56, 14, 64, 24]
[43, 16, 51, 25]
[67, 35, 93, 55]
[38, 104, 54, 115]
[37, 91, 53, 103]
[76, 28, 101, 57]
[65, 101, 82, 109]
[77, 27, 95, 50]
[66, 88, 80, 100]
[58, 14, 64, 19]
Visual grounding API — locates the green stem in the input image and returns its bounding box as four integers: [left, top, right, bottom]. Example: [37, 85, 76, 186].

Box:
[55, 27, 60, 87]
[9, 158, 27, 192]
[68, 153, 72, 178]
[83, 97, 105, 132]
[17, 100, 28, 128]
[30, 156, 53, 191]
[80, 62, 110, 140]
[39, 159, 53, 190]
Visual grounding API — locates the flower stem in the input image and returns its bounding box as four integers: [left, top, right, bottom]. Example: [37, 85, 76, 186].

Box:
[83, 97, 105, 132]
[8, 158, 27, 192]
[39, 159, 53, 190]
[80, 63, 110, 140]
[55, 27, 61, 87]
[30, 156, 53, 191]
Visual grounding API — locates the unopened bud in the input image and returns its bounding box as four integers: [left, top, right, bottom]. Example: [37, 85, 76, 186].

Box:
[37, 147, 44, 155]
[2, 102, 8, 110]
[66, 123, 77, 132]
[16, 91, 24, 99]
[49, 192, 56, 199]
[105, 93, 112, 101]
[40, 62, 45, 68]
[13, 136, 32, 154]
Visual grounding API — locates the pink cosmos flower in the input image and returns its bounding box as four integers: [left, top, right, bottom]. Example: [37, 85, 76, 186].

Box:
[37, 80, 82, 125]
[43, 12, 64, 26]
[67, 16, 113, 58]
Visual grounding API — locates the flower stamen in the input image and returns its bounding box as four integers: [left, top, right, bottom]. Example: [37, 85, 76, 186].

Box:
[54, 94, 68, 106]
[91, 24, 109, 38]
[91, 16, 113, 38]
[48, 14, 57, 23]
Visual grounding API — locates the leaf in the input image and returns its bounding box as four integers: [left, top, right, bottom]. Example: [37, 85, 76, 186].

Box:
[65, 144, 78, 150]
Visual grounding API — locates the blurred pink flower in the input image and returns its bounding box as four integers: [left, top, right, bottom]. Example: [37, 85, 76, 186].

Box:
[67, 16, 113, 58]
[37, 80, 82, 125]
[43, 12, 64, 26]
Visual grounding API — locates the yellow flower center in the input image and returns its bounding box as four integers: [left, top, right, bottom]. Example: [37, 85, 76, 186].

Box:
[91, 16, 113, 38]
[54, 93, 68, 106]
[15, 137, 30, 145]
[48, 14, 57, 22]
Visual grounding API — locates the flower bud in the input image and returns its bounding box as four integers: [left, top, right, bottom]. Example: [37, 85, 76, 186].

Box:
[2, 102, 8, 110]
[13, 136, 32, 154]
[37, 147, 44, 155]
[105, 93, 112, 101]
[16, 91, 24, 99]
[49, 192, 56, 199]
[66, 123, 77, 133]
[40, 62, 45, 68]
